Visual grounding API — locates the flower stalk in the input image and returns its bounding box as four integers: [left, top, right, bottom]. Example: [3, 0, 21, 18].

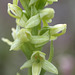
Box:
[2, 0, 67, 75]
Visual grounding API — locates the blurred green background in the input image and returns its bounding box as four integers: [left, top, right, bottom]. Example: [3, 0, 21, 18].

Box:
[0, 0, 75, 75]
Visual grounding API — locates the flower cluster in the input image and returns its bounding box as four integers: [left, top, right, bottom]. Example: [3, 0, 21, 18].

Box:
[2, 0, 67, 75]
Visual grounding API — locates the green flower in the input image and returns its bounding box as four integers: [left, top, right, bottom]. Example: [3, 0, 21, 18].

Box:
[29, 24, 67, 47]
[8, 3, 22, 18]
[20, 51, 58, 75]
[2, 26, 31, 51]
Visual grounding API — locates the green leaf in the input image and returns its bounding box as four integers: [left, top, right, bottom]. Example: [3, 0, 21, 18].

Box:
[32, 62, 42, 75]
[42, 60, 58, 74]
[26, 14, 40, 28]
[20, 60, 32, 70]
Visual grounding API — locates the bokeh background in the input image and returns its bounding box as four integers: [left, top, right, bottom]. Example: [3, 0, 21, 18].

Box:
[0, 0, 75, 75]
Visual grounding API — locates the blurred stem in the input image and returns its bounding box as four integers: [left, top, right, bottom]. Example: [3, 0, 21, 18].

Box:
[48, 40, 54, 62]
[28, 68, 32, 75]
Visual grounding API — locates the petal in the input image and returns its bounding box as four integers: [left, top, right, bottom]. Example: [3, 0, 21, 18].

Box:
[32, 62, 42, 75]
[20, 60, 32, 70]
[42, 60, 58, 74]
[1, 38, 12, 45]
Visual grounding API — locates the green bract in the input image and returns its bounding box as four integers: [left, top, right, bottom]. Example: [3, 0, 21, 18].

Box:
[2, 0, 67, 75]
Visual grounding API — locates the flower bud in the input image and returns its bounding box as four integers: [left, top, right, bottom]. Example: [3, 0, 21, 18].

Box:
[40, 8, 55, 21]
[8, 3, 22, 18]
[50, 24, 67, 36]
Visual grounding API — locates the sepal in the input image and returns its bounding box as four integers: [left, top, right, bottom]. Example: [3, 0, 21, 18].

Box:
[20, 60, 32, 70]
[26, 14, 40, 28]
[42, 60, 58, 74]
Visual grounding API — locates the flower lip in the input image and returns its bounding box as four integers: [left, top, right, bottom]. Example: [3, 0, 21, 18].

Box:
[31, 51, 46, 63]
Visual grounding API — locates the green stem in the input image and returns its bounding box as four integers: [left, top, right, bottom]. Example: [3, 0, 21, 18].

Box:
[28, 68, 32, 75]
[48, 40, 54, 62]
[40, 69, 45, 75]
